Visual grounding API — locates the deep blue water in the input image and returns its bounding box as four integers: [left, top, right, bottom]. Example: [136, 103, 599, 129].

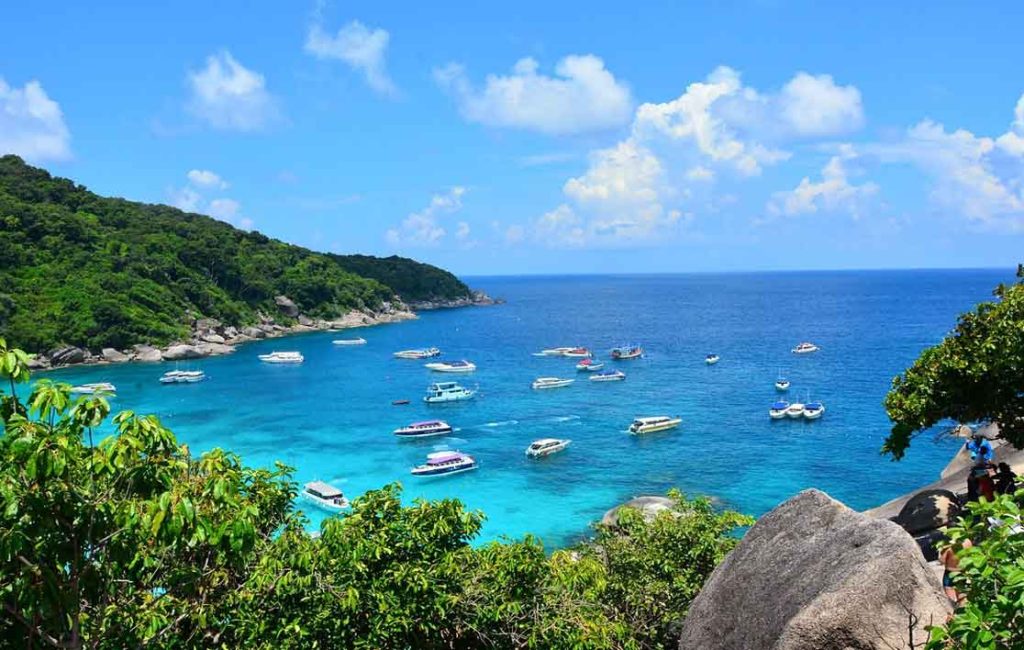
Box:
[31, 269, 1012, 546]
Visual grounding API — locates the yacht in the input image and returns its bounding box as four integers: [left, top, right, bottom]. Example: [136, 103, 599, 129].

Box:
[411, 451, 477, 477]
[561, 347, 592, 359]
[611, 344, 644, 360]
[394, 347, 441, 360]
[532, 377, 575, 390]
[590, 370, 626, 382]
[526, 438, 571, 458]
[393, 420, 453, 438]
[332, 337, 366, 346]
[424, 381, 476, 403]
[786, 402, 806, 418]
[70, 382, 116, 395]
[769, 401, 790, 419]
[802, 401, 826, 420]
[792, 342, 820, 354]
[301, 481, 350, 513]
[775, 378, 791, 391]
[424, 360, 477, 373]
[159, 370, 206, 384]
[258, 351, 304, 364]
[628, 416, 682, 435]
[705, 354, 720, 365]
[576, 359, 604, 372]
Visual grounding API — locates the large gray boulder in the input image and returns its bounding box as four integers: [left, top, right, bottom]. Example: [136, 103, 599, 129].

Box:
[602, 496, 677, 527]
[49, 346, 86, 366]
[133, 345, 163, 362]
[242, 326, 266, 339]
[162, 344, 208, 361]
[274, 295, 299, 317]
[678, 490, 951, 650]
[101, 348, 130, 363]
[893, 489, 960, 536]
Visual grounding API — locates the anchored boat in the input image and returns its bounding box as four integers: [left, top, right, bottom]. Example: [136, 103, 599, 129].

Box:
[70, 382, 116, 395]
[802, 401, 826, 420]
[159, 370, 206, 384]
[393, 420, 453, 438]
[424, 381, 476, 403]
[394, 347, 441, 359]
[561, 347, 592, 359]
[769, 401, 790, 419]
[301, 481, 350, 513]
[411, 451, 477, 477]
[590, 370, 626, 382]
[628, 416, 682, 435]
[792, 342, 820, 354]
[425, 360, 477, 373]
[576, 359, 604, 372]
[705, 354, 720, 365]
[611, 344, 643, 360]
[333, 337, 366, 346]
[258, 351, 304, 364]
[526, 438, 571, 458]
[532, 377, 575, 390]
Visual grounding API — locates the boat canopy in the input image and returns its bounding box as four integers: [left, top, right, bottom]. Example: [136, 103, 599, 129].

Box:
[772, 401, 789, 409]
[410, 420, 442, 427]
[805, 402, 823, 409]
[305, 481, 343, 499]
[427, 452, 463, 465]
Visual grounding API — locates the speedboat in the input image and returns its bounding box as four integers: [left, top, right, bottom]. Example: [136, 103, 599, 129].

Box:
[628, 416, 682, 435]
[333, 337, 366, 346]
[576, 359, 604, 372]
[411, 451, 477, 477]
[70, 382, 116, 395]
[159, 370, 206, 384]
[301, 481, 350, 512]
[775, 378, 790, 391]
[792, 342, 820, 354]
[424, 381, 476, 403]
[532, 377, 575, 390]
[258, 351, 304, 364]
[705, 354, 720, 365]
[393, 420, 453, 438]
[802, 401, 826, 420]
[590, 370, 626, 382]
[424, 360, 477, 373]
[394, 348, 441, 360]
[769, 401, 790, 419]
[534, 347, 574, 357]
[561, 347, 592, 359]
[786, 402, 805, 418]
[611, 345, 643, 360]
[526, 438, 571, 458]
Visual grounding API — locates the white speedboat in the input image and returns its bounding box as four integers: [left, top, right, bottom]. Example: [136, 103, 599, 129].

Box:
[786, 402, 805, 418]
[301, 481, 350, 512]
[526, 438, 571, 458]
[611, 344, 644, 360]
[576, 359, 604, 372]
[424, 360, 477, 373]
[70, 382, 116, 395]
[159, 370, 206, 384]
[628, 416, 682, 435]
[393, 420, 453, 438]
[792, 342, 820, 354]
[532, 377, 575, 390]
[259, 351, 304, 364]
[705, 354, 720, 365]
[394, 348, 441, 360]
[802, 401, 826, 420]
[411, 451, 477, 477]
[333, 337, 366, 346]
[769, 401, 790, 420]
[534, 347, 574, 357]
[590, 370, 626, 382]
[775, 378, 790, 391]
[561, 347, 592, 359]
[424, 381, 476, 403]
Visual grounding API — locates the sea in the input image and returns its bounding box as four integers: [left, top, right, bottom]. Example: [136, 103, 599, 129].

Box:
[28, 269, 1014, 547]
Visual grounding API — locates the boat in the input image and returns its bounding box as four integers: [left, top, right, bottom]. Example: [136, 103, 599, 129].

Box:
[394, 348, 441, 360]
[424, 381, 476, 403]
[531, 377, 575, 390]
[410, 451, 477, 477]
[392, 399, 410, 406]
[70, 382, 116, 395]
[301, 481, 350, 512]
[393, 420, 453, 438]
[705, 354, 720, 365]
[525, 438, 571, 458]
[628, 416, 682, 435]
[159, 370, 206, 384]
[792, 342, 820, 354]
[533, 347, 574, 357]
[786, 402, 805, 418]
[333, 337, 366, 346]
[561, 347, 592, 359]
[802, 401, 826, 420]
[258, 351, 304, 364]
[769, 401, 790, 419]
[775, 378, 790, 391]
[590, 370, 626, 382]
[424, 360, 477, 373]
[611, 344, 644, 360]
[576, 359, 604, 372]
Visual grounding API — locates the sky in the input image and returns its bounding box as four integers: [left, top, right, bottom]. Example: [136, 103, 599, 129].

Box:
[2, 0, 1024, 276]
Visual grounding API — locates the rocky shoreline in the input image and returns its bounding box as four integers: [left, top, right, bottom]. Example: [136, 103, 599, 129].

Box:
[29, 290, 498, 372]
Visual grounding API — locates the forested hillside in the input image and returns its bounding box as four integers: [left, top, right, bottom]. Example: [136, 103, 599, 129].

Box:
[0, 156, 471, 352]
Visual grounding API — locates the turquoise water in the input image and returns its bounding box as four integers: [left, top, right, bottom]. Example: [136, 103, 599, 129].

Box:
[29, 269, 1012, 546]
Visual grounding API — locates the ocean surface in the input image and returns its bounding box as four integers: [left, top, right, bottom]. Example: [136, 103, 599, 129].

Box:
[31, 269, 1013, 546]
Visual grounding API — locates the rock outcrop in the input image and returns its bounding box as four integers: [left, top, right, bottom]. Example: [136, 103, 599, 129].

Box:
[601, 496, 677, 526]
[161, 344, 208, 361]
[133, 345, 164, 362]
[49, 346, 86, 366]
[274, 295, 299, 317]
[101, 348, 130, 362]
[678, 489, 951, 650]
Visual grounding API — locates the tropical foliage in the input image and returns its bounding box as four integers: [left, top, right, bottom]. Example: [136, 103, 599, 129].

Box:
[0, 155, 471, 353]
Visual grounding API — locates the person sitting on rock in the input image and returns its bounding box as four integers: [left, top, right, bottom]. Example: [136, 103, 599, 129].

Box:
[994, 462, 1017, 496]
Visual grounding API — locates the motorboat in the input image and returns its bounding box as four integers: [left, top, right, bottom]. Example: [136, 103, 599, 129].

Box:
[628, 416, 682, 435]
[393, 420, 453, 438]
[532, 377, 575, 390]
[394, 348, 441, 360]
[333, 337, 366, 346]
[769, 401, 790, 419]
[705, 354, 720, 365]
[792, 342, 820, 354]
[611, 344, 644, 360]
[301, 481, 350, 512]
[424, 381, 476, 403]
[411, 451, 477, 477]
[786, 402, 805, 418]
[159, 370, 206, 384]
[802, 401, 826, 420]
[590, 370, 626, 382]
[775, 378, 790, 391]
[526, 438, 571, 458]
[70, 382, 116, 395]
[576, 359, 604, 372]
[533, 347, 574, 357]
[561, 347, 592, 359]
[424, 360, 477, 373]
[258, 351, 304, 364]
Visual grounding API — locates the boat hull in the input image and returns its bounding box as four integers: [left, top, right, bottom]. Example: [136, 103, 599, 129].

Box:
[629, 420, 682, 435]
[394, 427, 453, 438]
[424, 393, 475, 403]
[526, 442, 570, 458]
[532, 380, 574, 389]
[301, 493, 349, 513]
[411, 463, 477, 477]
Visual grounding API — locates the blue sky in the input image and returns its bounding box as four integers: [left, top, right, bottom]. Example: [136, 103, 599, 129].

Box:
[2, 1, 1023, 275]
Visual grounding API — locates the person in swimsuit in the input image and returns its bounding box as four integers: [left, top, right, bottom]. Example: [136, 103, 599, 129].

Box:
[940, 538, 973, 605]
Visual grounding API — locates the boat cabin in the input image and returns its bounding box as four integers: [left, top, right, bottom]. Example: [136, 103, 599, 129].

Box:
[304, 481, 347, 506]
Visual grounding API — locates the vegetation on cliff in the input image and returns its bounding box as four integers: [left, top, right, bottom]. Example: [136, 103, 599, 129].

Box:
[0, 156, 471, 353]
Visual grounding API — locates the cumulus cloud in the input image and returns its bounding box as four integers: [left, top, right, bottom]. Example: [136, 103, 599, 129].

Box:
[305, 20, 397, 96]
[207, 197, 241, 220]
[777, 72, 864, 136]
[0, 77, 71, 162]
[170, 170, 251, 229]
[187, 51, 279, 131]
[768, 145, 879, 218]
[186, 169, 228, 189]
[386, 187, 466, 247]
[434, 55, 633, 135]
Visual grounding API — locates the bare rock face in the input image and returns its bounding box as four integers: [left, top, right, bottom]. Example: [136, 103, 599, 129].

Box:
[27, 355, 51, 370]
[602, 496, 677, 527]
[196, 342, 235, 356]
[161, 344, 208, 361]
[274, 295, 299, 318]
[101, 348, 130, 363]
[133, 345, 163, 362]
[893, 489, 960, 536]
[49, 346, 86, 366]
[242, 326, 266, 339]
[201, 333, 226, 344]
[297, 315, 314, 327]
[678, 490, 951, 650]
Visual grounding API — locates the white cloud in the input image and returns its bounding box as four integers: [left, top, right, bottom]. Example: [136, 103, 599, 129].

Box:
[0, 77, 71, 162]
[995, 93, 1024, 156]
[169, 170, 250, 229]
[187, 51, 279, 131]
[777, 72, 864, 136]
[170, 186, 202, 212]
[386, 186, 466, 247]
[207, 198, 241, 220]
[768, 144, 879, 217]
[186, 169, 228, 189]
[305, 20, 397, 96]
[504, 224, 525, 244]
[434, 55, 633, 135]
[455, 221, 471, 240]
